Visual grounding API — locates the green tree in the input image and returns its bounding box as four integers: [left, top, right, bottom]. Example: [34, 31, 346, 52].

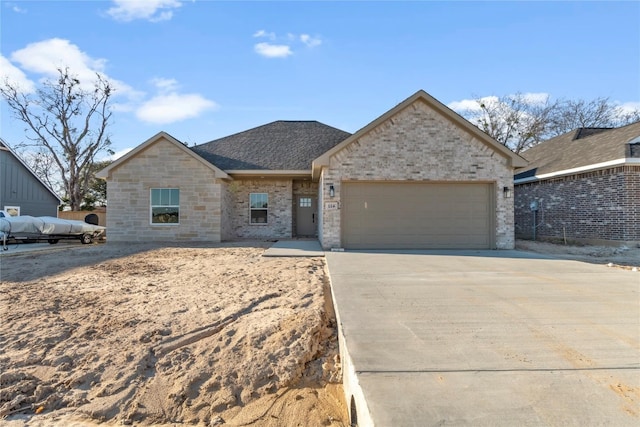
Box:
[82, 160, 110, 210]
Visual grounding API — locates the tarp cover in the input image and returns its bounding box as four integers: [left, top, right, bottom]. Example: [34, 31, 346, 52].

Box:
[0, 216, 105, 237]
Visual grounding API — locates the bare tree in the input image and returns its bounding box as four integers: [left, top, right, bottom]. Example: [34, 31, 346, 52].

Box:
[548, 97, 640, 136]
[471, 93, 557, 153]
[458, 94, 640, 153]
[1, 67, 113, 210]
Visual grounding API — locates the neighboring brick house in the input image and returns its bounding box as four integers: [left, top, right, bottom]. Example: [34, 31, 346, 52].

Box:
[98, 90, 526, 249]
[0, 138, 61, 217]
[514, 122, 640, 245]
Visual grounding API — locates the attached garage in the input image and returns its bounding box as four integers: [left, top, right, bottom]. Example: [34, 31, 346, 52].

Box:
[341, 182, 494, 249]
[313, 90, 527, 250]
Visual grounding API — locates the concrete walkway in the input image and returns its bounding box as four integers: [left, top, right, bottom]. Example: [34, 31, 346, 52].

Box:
[325, 250, 640, 426]
[262, 239, 324, 257]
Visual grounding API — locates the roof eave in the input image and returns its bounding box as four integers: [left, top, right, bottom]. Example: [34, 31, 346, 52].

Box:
[227, 170, 312, 179]
[514, 157, 640, 184]
[96, 132, 230, 180]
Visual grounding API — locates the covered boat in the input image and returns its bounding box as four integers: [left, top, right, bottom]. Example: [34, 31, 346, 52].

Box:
[0, 215, 106, 250]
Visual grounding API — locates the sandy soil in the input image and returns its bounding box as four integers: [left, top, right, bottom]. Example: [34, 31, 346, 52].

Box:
[0, 242, 348, 426]
[516, 239, 640, 269]
[2, 239, 636, 426]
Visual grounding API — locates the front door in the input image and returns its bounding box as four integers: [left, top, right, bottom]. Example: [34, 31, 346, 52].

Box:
[296, 196, 317, 236]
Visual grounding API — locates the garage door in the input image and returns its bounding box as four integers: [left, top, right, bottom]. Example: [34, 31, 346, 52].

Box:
[342, 182, 493, 249]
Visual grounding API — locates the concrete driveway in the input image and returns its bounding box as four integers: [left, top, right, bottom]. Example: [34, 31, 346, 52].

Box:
[325, 250, 640, 426]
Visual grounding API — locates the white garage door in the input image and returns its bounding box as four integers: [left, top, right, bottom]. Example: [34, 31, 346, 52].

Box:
[341, 182, 494, 249]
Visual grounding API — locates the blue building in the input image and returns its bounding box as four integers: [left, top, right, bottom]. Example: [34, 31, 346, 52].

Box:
[0, 138, 61, 217]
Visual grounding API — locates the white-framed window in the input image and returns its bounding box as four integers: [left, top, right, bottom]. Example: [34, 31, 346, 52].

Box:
[299, 197, 312, 208]
[150, 188, 180, 225]
[3, 206, 20, 217]
[250, 193, 268, 224]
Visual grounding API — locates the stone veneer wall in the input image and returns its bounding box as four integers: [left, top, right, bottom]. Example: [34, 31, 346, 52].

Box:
[320, 99, 515, 249]
[106, 138, 223, 242]
[514, 166, 640, 243]
[226, 179, 293, 239]
[220, 182, 234, 241]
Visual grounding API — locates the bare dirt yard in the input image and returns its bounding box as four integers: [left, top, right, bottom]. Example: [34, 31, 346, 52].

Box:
[2, 239, 637, 427]
[516, 239, 640, 269]
[0, 242, 347, 426]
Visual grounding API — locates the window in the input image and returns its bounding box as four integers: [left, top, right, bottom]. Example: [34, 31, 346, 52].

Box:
[3, 206, 20, 217]
[250, 193, 268, 224]
[299, 197, 312, 208]
[150, 188, 180, 224]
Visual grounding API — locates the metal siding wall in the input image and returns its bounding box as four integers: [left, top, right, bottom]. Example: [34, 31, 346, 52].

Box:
[0, 150, 59, 216]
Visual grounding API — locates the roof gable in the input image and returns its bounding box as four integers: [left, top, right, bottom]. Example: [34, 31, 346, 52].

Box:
[313, 90, 526, 178]
[191, 121, 351, 171]
[515, 121, 640, 181]
[0, 138, 62, 203]
[96, 132, 229, 180]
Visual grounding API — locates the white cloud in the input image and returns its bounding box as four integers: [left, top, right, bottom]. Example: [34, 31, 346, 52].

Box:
[615, 101, 640, 115]
[252, 30, 322, 58]
[7, 38, 138, 99]
[150, 77, 180, 93]
[448, 93, 551, 113]
[136, 89, 218, 124]
[448, 96, 501, 113]
[300, 34, 322, 48]
[107, 0, 182, 22]
[11, 38, 106, 80]
[448, 98, 484, 112]
[520, 92, 550, 105]
[253, 30, 276, 40]
[11, 39, 128, 93]
[0, 55, 36, 93]
[12, 5, 27, 13]
[254, 42, 293, 58]
[110, 147, 134, 160]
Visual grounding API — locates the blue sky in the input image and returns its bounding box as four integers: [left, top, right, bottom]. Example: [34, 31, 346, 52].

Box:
[1, 0, 639, 159]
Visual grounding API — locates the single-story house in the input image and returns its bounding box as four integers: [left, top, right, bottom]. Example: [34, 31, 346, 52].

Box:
[97, 90, 526, 250]
[514, 121, 640, 245]
[0, 138, 61, 217]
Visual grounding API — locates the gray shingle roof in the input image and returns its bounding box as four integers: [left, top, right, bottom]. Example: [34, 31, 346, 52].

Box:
[515, 121, 640, 180]
[191, 121, 351, 171]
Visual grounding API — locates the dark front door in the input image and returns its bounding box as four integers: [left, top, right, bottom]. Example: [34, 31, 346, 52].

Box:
[296, 196, 317, 236]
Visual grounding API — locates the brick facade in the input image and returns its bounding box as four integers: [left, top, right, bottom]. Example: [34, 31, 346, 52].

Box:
[104, 94, 520, 247]
[106, 138, 224, 242]
[514, 166, 640, 243]
[319, 99, 516, 249]
[225, 179, 293, 239]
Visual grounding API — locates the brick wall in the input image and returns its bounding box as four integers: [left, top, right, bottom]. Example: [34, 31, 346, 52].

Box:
[225, 179, 293, 239]
[515, 166, 640, 243]
[320, 99, 515, 249]
[106, 138, 223, 242]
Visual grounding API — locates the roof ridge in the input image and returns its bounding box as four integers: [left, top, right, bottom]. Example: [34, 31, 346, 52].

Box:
[275, 120, 318, 122]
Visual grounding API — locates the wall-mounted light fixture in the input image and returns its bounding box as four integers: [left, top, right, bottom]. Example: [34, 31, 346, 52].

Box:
[503, 186, 511, 198]
[329, 184, 335, 198]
